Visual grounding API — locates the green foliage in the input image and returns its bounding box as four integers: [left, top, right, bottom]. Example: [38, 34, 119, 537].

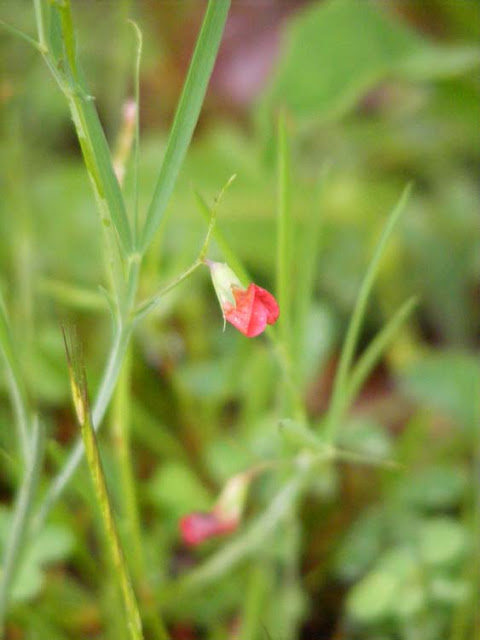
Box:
[262, 0, 480, 119]
[0, 510, 74, 603]
[399, 352, 480, 433]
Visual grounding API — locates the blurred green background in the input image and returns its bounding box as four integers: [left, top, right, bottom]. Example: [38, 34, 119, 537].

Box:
[0, 1, 479, 639]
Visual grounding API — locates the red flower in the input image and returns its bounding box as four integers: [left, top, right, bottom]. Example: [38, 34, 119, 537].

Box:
[223, 284, 279, 337]
[206, 260, 279, 337]
[179, 512, 238, 547]
[179, 470, 253, 547]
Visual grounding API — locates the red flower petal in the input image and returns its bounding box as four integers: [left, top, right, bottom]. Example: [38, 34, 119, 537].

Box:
[223, 284, 279, 337]
[179, 512, 237, 547]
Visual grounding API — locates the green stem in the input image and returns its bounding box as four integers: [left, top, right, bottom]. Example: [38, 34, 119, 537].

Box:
[128, 20, 143, 246]
[111, 347, 144, 581]
[32, 0, 46, 50]
[239, 563, 271, 640]
[111, 349, 170, 640]
[276, 111, 292, 351]
[0, 19, 41, 51]
[0, 293, 31, 463]
[0, 419, 44, 632]
[134, 260, 201, 322]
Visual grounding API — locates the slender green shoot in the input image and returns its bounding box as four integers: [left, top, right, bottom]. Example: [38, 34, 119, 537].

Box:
[111, 347, 144, 581]
[38, 278, 108, 313]
[279, 419, 401, 469]
[134, 175, 236, 321]
[111, 350, 171, 640]
[0, 292, 31, 462]
[62, 327, 146, 640]
[139, 0, 231, 253]
[239, 563, 272, 640]
[195, 191, 250, 285]
[134, 261, 202, 323]
[32, 0, 46, 50]
[276, 111, 293, 350]
[292, 164, 329, 362]
[0, 418, 44, 632]
[128, 20, 143, 245]
[322, 184, 412, 443]
[342, 296, 418, 417]
[0, 20, 41, 51]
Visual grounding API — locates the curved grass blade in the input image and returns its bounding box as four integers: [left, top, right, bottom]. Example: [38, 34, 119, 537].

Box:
[322, 184, 412, 442]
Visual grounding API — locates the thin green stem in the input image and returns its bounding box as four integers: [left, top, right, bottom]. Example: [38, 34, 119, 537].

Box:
[111, 347, 144, 582]
[38, 278, 107, 312]
[0, 419, 44, 632]
[32, 0, 47, 50]
[195, 191, 250, 285]
[0, 293, 31, 462]
[322, 184, 412, 443]
[239, 562, 272, 640]
[128, 20, 143, 246]
[0, 20, 41, 51]
[134, 260, 202, 322]
[134, 181, 227, 321]
[330, 447, 402, 470]
[293, 164, 329, 362]
[139, 0, 231, 253]
[111, 349, 170, 640]
[276, 111, 292, 350]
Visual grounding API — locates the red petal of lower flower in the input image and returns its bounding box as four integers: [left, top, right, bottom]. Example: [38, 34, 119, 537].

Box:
[223, 283, 279, 338]
[180, 512, 237, 546]
[223, 285, 256, 336]
[251, 285, 279, 325]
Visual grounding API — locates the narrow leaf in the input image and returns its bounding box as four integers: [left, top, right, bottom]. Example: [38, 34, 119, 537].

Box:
[140, 0, 231, 253]
[323, 184, 412, 442]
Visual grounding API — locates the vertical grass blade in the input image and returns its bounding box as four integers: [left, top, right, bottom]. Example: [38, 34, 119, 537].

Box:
[139, 0, 231, 253]
[322, 184, 412, 442]
[276, 111, 293, 349]
[62, 328, 148, 640]
[292, 165, 328, 362]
